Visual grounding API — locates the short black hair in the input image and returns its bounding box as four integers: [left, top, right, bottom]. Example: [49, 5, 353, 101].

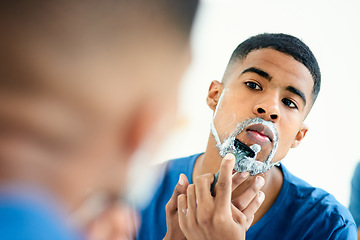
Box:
[224, 33, 321, 103]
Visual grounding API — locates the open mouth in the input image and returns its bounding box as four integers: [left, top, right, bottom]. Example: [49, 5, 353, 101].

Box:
[211, 116, 279, 178]
[245, 123, 274, 144]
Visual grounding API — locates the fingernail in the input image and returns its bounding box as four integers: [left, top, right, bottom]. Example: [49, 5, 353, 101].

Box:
[256, 176, 265, 187]
[239, 171, 249, 178]
[224, 153, 234, 161]
[259, 191, 265, 201]
[178, 174, 184, 186]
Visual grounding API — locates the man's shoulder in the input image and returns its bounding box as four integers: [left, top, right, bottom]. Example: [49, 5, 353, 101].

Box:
[282, 164, 353, 219]
[158, 153, 202, 184]
[292, 190, 357, 239]
[166, 153, 202, 171]
[249, 165, 356, 239]
[141, 153, 202, 208]
[278, 165, 357, 239]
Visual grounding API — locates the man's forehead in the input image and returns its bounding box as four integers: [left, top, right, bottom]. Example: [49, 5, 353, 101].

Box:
[241, 49, 311, 79]
[231, 49, 313, 92]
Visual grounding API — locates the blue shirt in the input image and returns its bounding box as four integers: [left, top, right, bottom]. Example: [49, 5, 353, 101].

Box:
[349, 162, 360, 227]
[138, 153, 357, 240]
[0, 185, 82, 240]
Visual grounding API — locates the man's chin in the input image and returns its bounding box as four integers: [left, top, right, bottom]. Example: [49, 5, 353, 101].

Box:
[235, 137, 272, 163]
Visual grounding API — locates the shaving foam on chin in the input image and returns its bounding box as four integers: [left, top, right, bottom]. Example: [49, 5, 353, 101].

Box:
[210, 90, 280, 176]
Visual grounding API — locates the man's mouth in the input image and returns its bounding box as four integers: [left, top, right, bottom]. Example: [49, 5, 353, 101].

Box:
[245, 123, 274, 145]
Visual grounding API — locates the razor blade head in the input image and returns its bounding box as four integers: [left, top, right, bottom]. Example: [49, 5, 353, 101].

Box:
[234, 139, 255, 158]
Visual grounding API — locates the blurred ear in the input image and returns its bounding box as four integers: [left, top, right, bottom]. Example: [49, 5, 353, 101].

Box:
[122, 101, 161, 158]
[206, 80, 224, 111]
[291, 124, 308, 148]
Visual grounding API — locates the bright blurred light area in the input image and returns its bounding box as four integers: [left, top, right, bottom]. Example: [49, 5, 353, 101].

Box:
[154, 0, 360, 206]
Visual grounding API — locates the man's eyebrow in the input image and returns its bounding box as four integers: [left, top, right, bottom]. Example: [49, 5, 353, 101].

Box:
[241, 67, 272, 81]
[286, 86, 307, 106]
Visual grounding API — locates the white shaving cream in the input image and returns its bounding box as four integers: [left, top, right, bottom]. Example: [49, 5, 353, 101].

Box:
[210, 90, 280, 175]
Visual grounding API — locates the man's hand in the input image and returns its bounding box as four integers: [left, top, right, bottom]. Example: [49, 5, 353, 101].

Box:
[163, 173, 189, 240]
[177, 153, 265, 240]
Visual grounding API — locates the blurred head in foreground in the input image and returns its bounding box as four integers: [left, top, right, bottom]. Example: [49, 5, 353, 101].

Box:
[0, 0, 198, 211]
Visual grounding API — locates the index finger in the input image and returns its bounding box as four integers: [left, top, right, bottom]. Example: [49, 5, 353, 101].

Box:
[214, 153, 235, 211]
[166, 174, 189, 215]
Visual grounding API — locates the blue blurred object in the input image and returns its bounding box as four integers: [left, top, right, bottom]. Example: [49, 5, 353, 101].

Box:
[349, 162, 360, 227]
[0, 184, 82, 240]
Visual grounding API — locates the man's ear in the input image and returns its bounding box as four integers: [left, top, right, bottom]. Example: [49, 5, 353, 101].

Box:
[206, 80, 224, 111]
[291, 124, 309, 148]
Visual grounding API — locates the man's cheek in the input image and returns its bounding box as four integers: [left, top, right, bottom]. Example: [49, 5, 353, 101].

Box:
[273, 137, 293, 162]
[214, 114, 238, 135]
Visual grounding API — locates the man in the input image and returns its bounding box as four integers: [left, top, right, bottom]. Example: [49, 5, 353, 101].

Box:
[0, 0, 198, 239]
[138, 33, 357, 239]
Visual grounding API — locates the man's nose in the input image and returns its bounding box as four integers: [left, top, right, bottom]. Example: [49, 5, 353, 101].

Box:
[253, 95, 280, 122]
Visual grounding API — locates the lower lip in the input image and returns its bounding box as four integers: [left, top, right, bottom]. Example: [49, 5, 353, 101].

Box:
[246, 130, 270, 145]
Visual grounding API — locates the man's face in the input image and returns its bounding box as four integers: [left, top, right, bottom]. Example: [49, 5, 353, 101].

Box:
[209, 48, 314, 164]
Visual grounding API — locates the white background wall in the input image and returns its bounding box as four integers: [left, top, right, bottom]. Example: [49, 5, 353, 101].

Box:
[154, 0, 360, 206]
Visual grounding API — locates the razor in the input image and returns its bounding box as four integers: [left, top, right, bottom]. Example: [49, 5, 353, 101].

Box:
[210, 139, 259, 195]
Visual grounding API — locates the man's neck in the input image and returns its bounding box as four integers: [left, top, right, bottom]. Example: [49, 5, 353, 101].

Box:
[193, 135, 284, 226]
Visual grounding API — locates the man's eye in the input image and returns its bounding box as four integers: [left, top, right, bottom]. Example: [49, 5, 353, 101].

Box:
[245, 82, 262, 90]
[282, 98, 298, 109]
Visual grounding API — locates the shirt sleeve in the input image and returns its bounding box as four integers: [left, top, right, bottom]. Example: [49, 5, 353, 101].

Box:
[349, 162, 360, 227]
[329, 221, 358, 240]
